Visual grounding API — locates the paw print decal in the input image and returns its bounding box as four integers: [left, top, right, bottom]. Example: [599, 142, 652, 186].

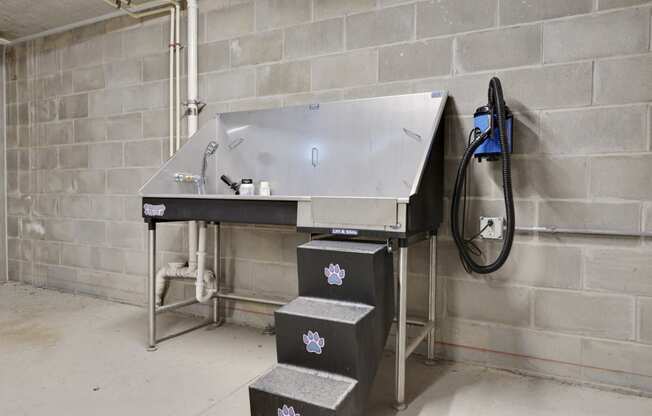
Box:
[303, 330, 325, 355]
[278, 405, 300, 416]
[324, 263, 346, 286]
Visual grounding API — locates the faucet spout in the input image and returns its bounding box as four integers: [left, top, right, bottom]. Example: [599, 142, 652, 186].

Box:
[199, 141, 219, 194]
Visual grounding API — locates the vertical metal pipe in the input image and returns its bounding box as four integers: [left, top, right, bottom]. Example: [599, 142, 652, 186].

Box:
[394, 245, 408, 410]
[147, 222, 157, 351]
[426, 234, 437, 364]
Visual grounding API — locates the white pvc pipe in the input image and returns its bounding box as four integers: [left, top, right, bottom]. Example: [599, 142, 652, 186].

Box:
[187, 0, 199, 137]
[196, 221, 215, 303]
[154, 261, 214, 306]
[175, 3, 181, 151]
[168, 7, 175, 157]
[188, 220, 198, 271]
[186, 0, 208, 303]
[150, 0, 217, 307]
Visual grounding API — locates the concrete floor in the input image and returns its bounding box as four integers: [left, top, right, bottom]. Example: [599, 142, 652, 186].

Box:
[2, 283, 652, 416]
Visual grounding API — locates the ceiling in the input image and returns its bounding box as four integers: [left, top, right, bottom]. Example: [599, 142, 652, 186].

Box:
[0, 0, 159, 41]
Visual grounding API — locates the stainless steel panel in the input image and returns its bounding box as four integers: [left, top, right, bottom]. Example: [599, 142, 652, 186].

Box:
[312, 197, 397, 227]
[141, 91, 447, 202]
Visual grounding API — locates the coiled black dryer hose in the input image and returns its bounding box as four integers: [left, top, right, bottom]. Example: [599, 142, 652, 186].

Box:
[450, 77, 515, 274]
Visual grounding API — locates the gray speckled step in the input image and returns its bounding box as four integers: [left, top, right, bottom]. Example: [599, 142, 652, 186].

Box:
[249, 364, 360, 416]
[276, 296, 373, 324]
[299, 239, 387, 254]
[274, 296, 379, 391]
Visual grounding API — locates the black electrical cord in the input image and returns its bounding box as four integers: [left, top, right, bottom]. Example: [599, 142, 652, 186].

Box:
[450, 77, 515, 274]
[458, 128, 485, 271]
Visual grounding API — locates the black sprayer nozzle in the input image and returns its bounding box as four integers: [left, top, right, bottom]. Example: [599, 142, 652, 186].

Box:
[220, 174, 240, 195]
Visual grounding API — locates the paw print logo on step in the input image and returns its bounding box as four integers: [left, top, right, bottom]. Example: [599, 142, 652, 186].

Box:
[278, 405, 300, 416]
[324, 263, 346, 286]
[303, 330, 325, 355]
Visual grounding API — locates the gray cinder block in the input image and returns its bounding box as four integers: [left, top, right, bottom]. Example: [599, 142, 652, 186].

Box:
[311, 50, 377, 90]
[60, 145, 89, 169]
[313, 0, 375, 20]
[544, 8, 650, 63]
[285, 19, 343, 59]
[446, 279, 531, 326]
[89, 143, 123, 169]
[255, 0, 311, 31]
[510, 157, 589, 199]
[198, 41, 229, 73]
[256, 61, 310, 96]
[595, 54, 652, 104]
[107, 168, 157, 194]
[206, 3, 254, 42]
[456, 25, 541, 73]
[379, 38, 452, 82]
[107, 113, 142, 141]
[59, 93, 88, 119]
[90, 196, 124, 221]
[346, 5, 414, 50]
[590, 155, 652, 200]
[540, 106, 647, 154]
[640, 299, 652, 343]
[105, 59, 141, 87]
[60, 195, 90, 218]
[74, 117, 107, 143]
[534, 290, 634, 340]
[123, 24, 166, 59]
[585, 248, 652, 296]
[200, 69, 256, 101]
[62, 38, 103, 70]
[73, 65, 106, 92]
[489, 244, 582, 289]
[501, 0, 593, 25]
[230, 30, 283, 67]
[417, 0, 497, 38]
[124, 140, 163, 167]
[539, 200, 641, 233]
[142, 53, 170, 82]
[598, 0, 652, 10]
[497, 62, 592, 111]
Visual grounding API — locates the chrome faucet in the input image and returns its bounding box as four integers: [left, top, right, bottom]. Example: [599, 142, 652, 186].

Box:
[173, 140, 219, 194]
[199, 141, 219, 194]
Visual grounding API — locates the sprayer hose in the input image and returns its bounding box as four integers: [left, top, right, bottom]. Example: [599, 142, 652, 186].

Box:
[450, 77, 515, 274]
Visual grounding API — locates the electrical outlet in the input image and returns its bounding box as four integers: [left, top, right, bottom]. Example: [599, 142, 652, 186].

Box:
[480, 217, 504, 240]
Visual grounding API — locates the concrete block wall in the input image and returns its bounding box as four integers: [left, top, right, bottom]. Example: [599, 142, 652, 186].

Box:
[3, 0, 652, 393]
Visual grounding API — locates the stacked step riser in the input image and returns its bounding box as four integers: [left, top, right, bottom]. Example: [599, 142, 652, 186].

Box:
[297, 242, 394, 353]
[250, 240, 394, 416]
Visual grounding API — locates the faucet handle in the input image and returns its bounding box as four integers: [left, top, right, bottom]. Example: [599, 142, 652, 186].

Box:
[174, 172, 201, 183]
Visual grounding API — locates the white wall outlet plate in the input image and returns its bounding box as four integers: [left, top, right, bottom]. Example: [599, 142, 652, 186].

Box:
[480, 216, 504, 240]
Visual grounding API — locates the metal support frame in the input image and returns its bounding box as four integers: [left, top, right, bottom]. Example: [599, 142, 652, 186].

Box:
[426, 234, 437, 365]
[147, 222, 158, 351]
[394, 243, 409, 410]
[147, 221, 287, 350]
[147, 221, 219, 351]
[148, 221, 440, 411]
[393, 233, 437, 411]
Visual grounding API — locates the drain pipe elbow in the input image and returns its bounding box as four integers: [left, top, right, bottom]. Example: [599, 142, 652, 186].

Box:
[195, 270, 215, 304]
